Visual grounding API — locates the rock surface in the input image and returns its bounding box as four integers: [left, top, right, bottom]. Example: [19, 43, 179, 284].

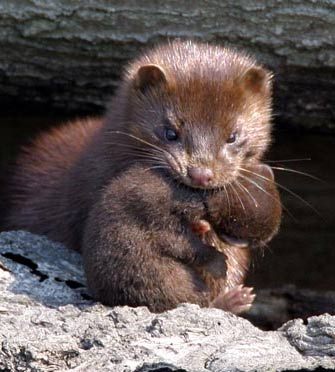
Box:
[0, 1, 334, 130]
[0, 230, 334, 372]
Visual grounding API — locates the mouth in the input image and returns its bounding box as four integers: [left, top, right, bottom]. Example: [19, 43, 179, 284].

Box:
[177, 174, 225, 190]
[165, 157, 233, 190]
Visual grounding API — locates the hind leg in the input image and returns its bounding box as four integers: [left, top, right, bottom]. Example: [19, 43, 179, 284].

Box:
[210, 285, 255, 314]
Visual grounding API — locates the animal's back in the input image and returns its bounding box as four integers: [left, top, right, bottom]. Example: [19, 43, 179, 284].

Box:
[4, 117, 103, 249]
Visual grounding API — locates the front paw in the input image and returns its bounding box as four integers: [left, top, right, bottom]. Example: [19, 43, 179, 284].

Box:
[191, 220, 227, 278]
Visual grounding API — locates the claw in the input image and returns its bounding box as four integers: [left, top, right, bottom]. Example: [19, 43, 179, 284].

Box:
[210, 285, 256, 315]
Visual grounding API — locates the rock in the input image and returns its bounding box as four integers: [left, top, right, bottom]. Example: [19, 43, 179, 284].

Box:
[0, 231, 334, 371]
[0, 1, 334, 130]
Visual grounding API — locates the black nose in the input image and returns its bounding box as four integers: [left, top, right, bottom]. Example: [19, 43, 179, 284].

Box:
[187, 167, 214, 187]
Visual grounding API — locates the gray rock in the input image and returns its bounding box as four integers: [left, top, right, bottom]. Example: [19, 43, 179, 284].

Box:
[0, 231, 334, 372]
[0, 1, 334, 130]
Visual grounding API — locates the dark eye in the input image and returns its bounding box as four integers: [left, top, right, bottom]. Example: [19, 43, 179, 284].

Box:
[227, 132, 237, 144]
[164, 128, 179, 141]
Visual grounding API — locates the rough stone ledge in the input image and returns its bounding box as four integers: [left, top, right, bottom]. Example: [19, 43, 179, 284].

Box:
[0, 231, 334, 372]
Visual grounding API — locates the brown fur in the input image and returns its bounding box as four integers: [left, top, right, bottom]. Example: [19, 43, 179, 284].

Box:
[82, 163, 281, 312]
[4, 118, 104, 249]
[3, 41, 281, 312]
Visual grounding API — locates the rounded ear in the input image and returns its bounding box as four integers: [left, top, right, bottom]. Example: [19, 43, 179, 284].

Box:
[240, 66, 272, 94]
[256, 164, 275, 181]
[133, 64, 168, 93]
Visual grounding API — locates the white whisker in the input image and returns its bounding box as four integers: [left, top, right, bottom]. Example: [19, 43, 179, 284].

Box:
[238, 173, 294, 220]
[235, 179, 258, 208]
[265, 158, 311, 163]
[269, 166, 325, 184]
[239, 167, 322, 219]
[229, 182, 247, 217]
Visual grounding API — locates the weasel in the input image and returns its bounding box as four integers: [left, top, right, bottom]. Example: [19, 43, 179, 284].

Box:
[3, 40, 281, 312]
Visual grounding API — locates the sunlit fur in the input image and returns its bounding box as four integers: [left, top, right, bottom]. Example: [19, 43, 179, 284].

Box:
[1, 40, 283, 313]
[4, 40, 275, 252]
[106, 40, 273, 188]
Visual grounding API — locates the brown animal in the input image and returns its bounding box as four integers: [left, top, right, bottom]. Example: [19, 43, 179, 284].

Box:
[3, 40, 281, 312]
[83, 162, 281, 313]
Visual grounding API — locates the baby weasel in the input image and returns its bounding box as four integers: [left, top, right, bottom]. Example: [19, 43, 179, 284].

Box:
[83, 162, 281, 313]
[4, 41, 281, 312]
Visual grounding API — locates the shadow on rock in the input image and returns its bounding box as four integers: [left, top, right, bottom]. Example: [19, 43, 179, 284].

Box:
[0, 230, 92, 307]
